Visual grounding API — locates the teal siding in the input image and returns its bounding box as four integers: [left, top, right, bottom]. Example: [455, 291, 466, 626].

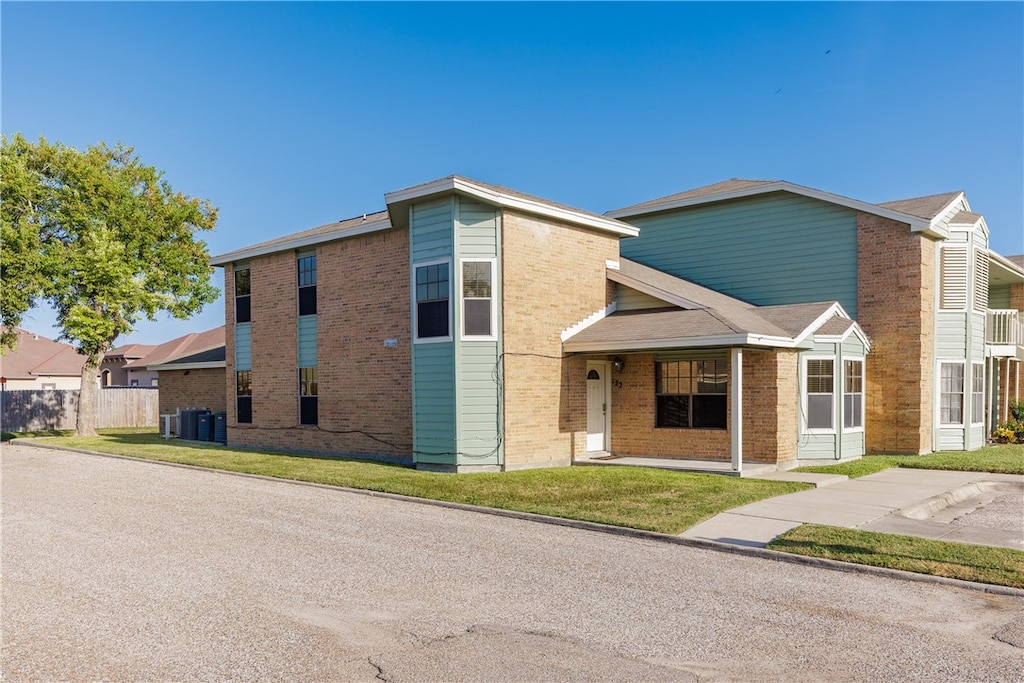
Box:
[989, 285, 1012, 309]
[412, 342, 456, 463]
[297, 316, 317, 367]
[841, 431, 865, 459]
[938, 428, 966, 451]
[235, 323, 252, 370]
[411, 199, 454, 264]
[799, 433, 838, 459]
[970, 313, 986, 362]
[617, 284, 670, 311]
[936, 312, 968, 356]
[454, 199, 502, 466]
[621, 192, 860, 317]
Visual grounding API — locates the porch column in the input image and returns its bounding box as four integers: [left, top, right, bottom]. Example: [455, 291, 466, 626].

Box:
[731, 347, 743, 472]
[1004, 359, 1010, 423]
[987, 355, 995, 432]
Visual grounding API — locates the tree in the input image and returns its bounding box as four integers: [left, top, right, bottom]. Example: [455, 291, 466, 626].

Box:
[1, 134, 219, 435]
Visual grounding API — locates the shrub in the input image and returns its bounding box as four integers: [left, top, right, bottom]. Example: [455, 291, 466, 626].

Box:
[992, 419, 1024, 444]
[1010, 399, 1024, 423]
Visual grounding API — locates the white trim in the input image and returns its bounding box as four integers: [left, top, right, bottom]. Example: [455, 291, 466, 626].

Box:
[412, 258, 454, 344]
[605, 259, 620, 270]
[386, 176, 639, 237]
[606, 180, 943, 237]
[211, 216, 391, 266]
[802, 355, 837, 435]
[970, 360, 985, 427]
[561, 303, 617, 343]
[459, 258, 498, 342]
[563, 332, 813, 353]
[730, 348, 742, 472]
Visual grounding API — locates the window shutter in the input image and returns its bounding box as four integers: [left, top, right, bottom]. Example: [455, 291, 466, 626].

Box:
[940, 246, 968, 309]
[973, 249, 989, 311]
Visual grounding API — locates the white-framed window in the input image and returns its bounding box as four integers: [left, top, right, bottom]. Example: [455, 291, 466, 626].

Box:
[460, 259, 496, 340]
[970, 362, 984, 425]
[299, 367, 318, 426]
[297, 252, 317, 316]
[940, 362, 964, 425]
[843, 359, 864, 430]
[413, 260, 451, 342]
[805, 358, 835, 431]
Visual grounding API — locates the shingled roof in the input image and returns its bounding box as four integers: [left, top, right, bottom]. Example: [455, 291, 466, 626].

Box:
[564, 259, 864, 352]
[0, 328, 86, 379]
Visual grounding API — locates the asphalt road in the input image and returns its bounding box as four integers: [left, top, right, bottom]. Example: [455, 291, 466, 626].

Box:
[3, 443, 1023, 682]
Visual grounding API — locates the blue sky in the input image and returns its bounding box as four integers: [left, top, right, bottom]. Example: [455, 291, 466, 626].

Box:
[3, 1, 1022, 346]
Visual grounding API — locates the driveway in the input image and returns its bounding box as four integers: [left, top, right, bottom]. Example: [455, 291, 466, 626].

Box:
[2, 443, 1023, 682]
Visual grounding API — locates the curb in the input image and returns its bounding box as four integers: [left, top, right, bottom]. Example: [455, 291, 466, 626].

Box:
[10, 438, 1024, 599]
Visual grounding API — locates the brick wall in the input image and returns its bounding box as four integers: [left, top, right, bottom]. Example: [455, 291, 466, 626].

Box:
[158, 368, 226, 417]
[501, 210, 619, 468]
[609, 349, 797, 464]
[225, 227, 412, 458]
[856, 213, 936, 454]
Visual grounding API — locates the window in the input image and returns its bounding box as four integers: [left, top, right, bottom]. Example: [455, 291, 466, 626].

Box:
[235, 266, 251, 323]
[843, 360, 863, 429]
[971, 362, 984, 425]
[806, 359, 834, 430]
[236, 370, 252, 424]
[150, 379, 159, 387]
[297, 254, 317, 316]
[656, 359, 727, 429]
[940, 363, 964, 425]
[41, 383, 56, 390]
[299, 367, 318, 426]
[462, 261, 493, 338]
[415, 263, 450, 339]
[130, 379, 140, 387]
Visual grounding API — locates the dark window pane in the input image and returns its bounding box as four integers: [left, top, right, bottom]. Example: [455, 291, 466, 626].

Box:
[236, 370, 252, 396]
[418, 300, 449, 338]
[807, 394, 833, 429]
[299, 367, 318, 396]
[298, 286, 317, 315]
[234, 268, 250, 296]
[657, 395, 690, 428]
[237, 396, 252, 424]
[693, 395, 727, 428]
[464, 299, 491, 336]
[300, 396, 318, 425]
[297, 255, 317, 287]
[236, 295, 251, 323]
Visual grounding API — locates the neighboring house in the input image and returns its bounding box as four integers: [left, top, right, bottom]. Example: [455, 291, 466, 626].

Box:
[0, 328, 86, 390]
[134, 326, 226, 418]
[608, 179, 1024, 454]
[100, 343, 158, 387]
[210, 175, 895, 473]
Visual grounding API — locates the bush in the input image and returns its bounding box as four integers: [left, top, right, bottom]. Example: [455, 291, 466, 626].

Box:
[1010, 399, 1024, 423]
[992, 419, 1024, 444]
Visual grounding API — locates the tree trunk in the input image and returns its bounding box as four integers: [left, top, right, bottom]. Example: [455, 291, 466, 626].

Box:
[75, 353, 102, 436]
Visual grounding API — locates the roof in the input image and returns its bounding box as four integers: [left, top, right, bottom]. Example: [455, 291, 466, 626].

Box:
[1009, 255, 1024, 269]
[122, 326, 226, 370]
[385, 175, 639, 237]
[564, 259, 862, 352]
[877, 192, 963, 220]
[0, 328, 86, 379]
[606, 178, 945, 238]
[211, 211, 391, 266]
[104, 343, 157, 361]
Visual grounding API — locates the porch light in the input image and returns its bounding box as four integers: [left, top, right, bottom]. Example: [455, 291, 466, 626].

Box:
[612, 357, 625, 372]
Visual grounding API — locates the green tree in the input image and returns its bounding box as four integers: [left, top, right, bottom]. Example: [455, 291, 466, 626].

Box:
[1, 134, 219, 435]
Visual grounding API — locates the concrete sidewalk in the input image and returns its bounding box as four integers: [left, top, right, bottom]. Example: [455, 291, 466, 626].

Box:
[682, 468, 1024, 550]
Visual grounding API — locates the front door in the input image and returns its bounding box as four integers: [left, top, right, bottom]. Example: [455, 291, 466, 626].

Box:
[586, 362, 609, 452]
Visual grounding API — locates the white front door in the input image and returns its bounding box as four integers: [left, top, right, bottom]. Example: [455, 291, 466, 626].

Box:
[586, 362, 609, 452]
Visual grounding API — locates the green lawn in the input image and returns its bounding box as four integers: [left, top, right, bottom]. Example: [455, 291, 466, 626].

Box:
[21, 429, 809, 535]
[768, 524, 1024, 589]
[795, 444, 1024, 478]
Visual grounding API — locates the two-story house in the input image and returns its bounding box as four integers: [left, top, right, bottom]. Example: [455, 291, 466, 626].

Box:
[210, 176, 1022, 473]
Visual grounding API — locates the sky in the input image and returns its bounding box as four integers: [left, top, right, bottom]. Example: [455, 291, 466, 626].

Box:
[3, 1, 1022, 346]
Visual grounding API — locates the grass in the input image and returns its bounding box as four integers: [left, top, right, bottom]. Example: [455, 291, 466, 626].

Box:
[767, 524, 1024, 589]
[795, 444, 1024, 478]
[18, 429, 809, 535]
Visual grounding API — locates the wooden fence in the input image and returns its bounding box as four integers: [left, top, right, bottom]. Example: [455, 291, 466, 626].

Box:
[1, 387, 159, 433]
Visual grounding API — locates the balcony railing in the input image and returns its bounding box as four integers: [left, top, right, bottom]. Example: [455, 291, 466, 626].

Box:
[986, 309, 1023, 346]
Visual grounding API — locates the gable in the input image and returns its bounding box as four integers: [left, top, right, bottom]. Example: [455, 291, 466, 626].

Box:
[619, 191, 861, 317]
